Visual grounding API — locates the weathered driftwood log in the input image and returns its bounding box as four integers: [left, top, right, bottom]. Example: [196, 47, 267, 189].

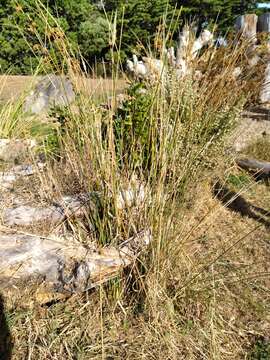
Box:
[126, 55, 148, 79]
[0, 230, 151, 296]
[191, 29, 213, 58]
[3, 193, 98, 227]
[235, 14, 258, 42]
[236, 158, 270, 178]
[3, 182, 146, 227]
[126, 28, 213, 81]
[260, 63, 270, 105]
[257, 13, 270, 33]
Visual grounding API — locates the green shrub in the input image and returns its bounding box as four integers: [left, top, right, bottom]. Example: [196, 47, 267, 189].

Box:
[113, 82, 154, 170]
[248, 338, 270, 360]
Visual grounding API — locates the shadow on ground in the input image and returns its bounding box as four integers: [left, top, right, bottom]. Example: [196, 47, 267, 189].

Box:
[212, 180, 270, 229]
[0, 294, 12, 360]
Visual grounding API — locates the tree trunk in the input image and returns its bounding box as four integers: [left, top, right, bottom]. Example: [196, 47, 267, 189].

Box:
[235, 14, 258, 42]
[258, 13, 270, 33]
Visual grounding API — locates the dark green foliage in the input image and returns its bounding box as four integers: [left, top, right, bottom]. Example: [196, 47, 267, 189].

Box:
[172, 0, 257, 31]
[248, 337, 270, 360]
[227, 173, 251, 189]
[0, 0, 109, 73]
[0, 0, 47, 73]
[104, 0, 180, 60]
[40, 105, 70, 158]
[0, 0, 260, 74]
[113, 83, 154, 170]
[77, 16, 110, 63]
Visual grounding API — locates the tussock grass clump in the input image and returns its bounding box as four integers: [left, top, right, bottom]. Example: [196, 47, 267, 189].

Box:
[1, 7, 269, 360]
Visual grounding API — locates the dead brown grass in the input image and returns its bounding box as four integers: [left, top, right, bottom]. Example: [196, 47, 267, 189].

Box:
[244, 137, 270, 162]
[2, 158, 269, 357]
[2, 159, 269, 359]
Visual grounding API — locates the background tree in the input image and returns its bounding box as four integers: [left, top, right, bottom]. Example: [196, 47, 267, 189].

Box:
[0, 0, 263, 74]
[171, 0, 258, 32]
[0, 0, 47, 74]
[0, 0, 109, 74]
[104, 0, 180, 59]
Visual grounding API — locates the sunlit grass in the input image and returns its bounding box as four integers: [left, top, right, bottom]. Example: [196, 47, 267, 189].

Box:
[1, 3, 269, 359]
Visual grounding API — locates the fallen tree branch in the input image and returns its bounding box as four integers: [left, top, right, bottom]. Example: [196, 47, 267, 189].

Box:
[236, 158, 270, 179]
[2, 183, 146, 227]
[2, 193, 98, 227]
[0, 230, 151, 296]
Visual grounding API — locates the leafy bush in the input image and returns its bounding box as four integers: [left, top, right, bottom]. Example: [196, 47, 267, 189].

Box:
[0, 0, 109, 74]
[113, 83, 154, 170]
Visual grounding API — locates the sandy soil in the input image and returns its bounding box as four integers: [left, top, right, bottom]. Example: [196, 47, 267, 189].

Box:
[229, 108, 270, 152]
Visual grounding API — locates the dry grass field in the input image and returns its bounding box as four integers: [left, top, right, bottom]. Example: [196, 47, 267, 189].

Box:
[0, 75, 126, 103]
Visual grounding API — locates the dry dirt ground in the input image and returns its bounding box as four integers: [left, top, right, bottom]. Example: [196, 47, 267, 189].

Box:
[230, 109, 270, 152]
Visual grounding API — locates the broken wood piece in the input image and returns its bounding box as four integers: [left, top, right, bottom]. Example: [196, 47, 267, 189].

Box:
[2, 180, 146, 227]
[3, 193, 98, 227]
[235, 14, 258, 42]
[236, 158, 270, 178]
[257, 13, 270, 33]
[115, 183, 145, 210]
[0, 230, 151, 296]
[260, 63, 270, 105]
